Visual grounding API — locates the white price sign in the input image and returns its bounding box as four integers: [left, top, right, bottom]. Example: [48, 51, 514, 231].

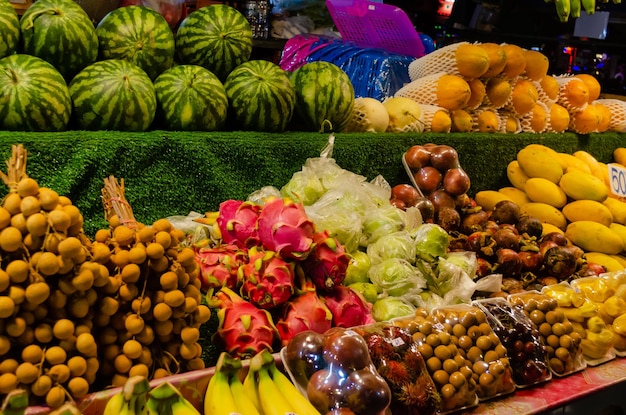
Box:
[609, 163, 626, 197]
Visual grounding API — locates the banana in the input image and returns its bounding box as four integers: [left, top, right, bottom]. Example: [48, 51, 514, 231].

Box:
[204, 352, 241, 415]
[582, 0, 596, 13]
[570, 0, 582, 17]
[267, 359, 320, 415]
[0, 390, 29, 415]
[229, 368, 261, 415]
[257, 365, 296, 415]
[102, 376, 150, 415]
[145, 381, 201, 415]
[242, 359, 262, 412]
[48, 403, 83, 415]
[102, 388, 126, 415]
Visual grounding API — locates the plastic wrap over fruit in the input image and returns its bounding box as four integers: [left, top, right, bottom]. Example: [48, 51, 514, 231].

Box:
[393, 308, 479, 412]
[474, 297, 551, 388]
[281, 327, 392, 415]
[508, 291, 585, 377]
[352, 322, 442, 415]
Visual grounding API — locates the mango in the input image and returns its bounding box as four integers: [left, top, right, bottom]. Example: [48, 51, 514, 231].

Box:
[592, 162, 610, 188]
[614, 147, 626, 167]
[521, 202, 568, 230]
[608, 254, 626, 269]
[541, 222, 565, 236]
[498, 186, 531, 207]
[609, 223, 626, 253]
[584, 252, 626, 272]
[559, 170, 608, 202]
[506, 160, 530, 190]
[474, 190, 513, 212]
[562, 200, 613, 227]
[524, 177, 567, 208]
[573, 150, 601, 172]
[566, 221, 624, 255]
[517, 145, 563, 183]
[603, 198, 626, 225]
[556, 152, 592, 174]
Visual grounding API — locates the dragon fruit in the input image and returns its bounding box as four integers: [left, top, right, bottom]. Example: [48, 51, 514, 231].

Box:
[195, 243, 247, 292]
[322, 285, 376, 328]
[276, 277, 333, 346]
[211, 286, 278, 359]
[239, 247, 296, 310]
[216, 199, 262, 248]
[256, 197, 316, 260]
[302, 230, 350, 292]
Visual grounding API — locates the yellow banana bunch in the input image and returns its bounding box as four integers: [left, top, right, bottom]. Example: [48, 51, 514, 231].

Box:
[145, 381, 201, 415]
[204, 353, 242, 415]
[0, 390, 29, 415]
[570, 0, 582, 18]
[103, 376, 150, 415]
[554, 0, 571, 22]
[581, 0, 596, 13]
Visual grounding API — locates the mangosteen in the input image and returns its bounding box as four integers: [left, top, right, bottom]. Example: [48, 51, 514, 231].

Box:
[436, 206, 461, 232]
[492, 228, 521, 250]
[323, 328, 372, 371]
[284, 330, 326, 386]
[307, 368, 344, 414]
[495, 248, 523, 277]
[516, 215, 543, 238]
[491, 200, 521, 224]
[543, 245, 578, 280]
[342, 369, 392, 415]
[460, 210, 490, 234]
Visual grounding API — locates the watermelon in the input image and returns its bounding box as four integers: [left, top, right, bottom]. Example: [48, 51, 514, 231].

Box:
[175, 4, 252, 81]
[154, 65, 228, 131]
[69, 59, 156, 131]
[290, 61, 355, 133]
[96, 5, 175, 81]
[224, 60, 295, 132]
[0, 0, 19, 59]
[0, 54, 71, 132]
[20, 0, 98, 81]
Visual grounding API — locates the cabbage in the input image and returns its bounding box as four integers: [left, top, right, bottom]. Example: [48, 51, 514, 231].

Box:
[366, 230, 416, 265]
[348, 282, 379, 304]
[343, 250, 372, 285]
[305, 204, 362, 253]
[361, 204, 407, 246]
[413, 223, 450, 262]
[372, 297, 416, 322]
[280, 170, 325, 205]
[368, 258, 426, 297]
[414, 255, 477, 305]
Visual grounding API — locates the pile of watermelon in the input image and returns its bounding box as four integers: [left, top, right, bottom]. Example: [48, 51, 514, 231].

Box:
[0, 0, 355, 133]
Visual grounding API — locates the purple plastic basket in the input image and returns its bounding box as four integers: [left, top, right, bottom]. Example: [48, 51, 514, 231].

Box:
[325, 0, 425, 58]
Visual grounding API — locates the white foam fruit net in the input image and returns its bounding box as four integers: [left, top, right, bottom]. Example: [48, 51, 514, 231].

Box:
[395, 72, 446, 107]
[594, 99, 626, 132]
[418, 104, 450, 132]
[555, 75, 588, 112]
[520, 100, 549, 133]
[469, 107, 500, 133]
[344, 100, 374, 133]
[381, 97, 425, 133]
[502, 76, 538, 116]
[536, 77, 558, 106]
[483, 76, 512, 109]
[498, 110, 522, 134]
[408, 42, 470, 81]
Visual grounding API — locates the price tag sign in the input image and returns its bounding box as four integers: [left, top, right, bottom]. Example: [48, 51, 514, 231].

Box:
[609, 163, 626, 197]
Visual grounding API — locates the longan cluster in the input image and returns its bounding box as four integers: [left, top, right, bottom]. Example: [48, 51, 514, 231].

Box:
[0, 177, 105, 407]
[90, 218, 211, 387]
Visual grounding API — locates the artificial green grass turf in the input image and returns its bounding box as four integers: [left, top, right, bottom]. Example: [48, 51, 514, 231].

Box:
[0, 130, 624, 237]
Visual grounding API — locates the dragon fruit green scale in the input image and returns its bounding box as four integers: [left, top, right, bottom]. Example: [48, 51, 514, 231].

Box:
[256, 196, 316, 260]
[216, 199, 262, 248]
[239, 247, 296, 310]
[195, 243, 247, 292]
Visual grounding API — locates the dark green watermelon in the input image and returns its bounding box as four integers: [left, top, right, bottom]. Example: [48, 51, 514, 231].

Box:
[0, 54, 71, 131]
[175, 4, 252, 81]
[19, 0, 98, 81]
[0, 0, 19, 59]
[69, 59, 156, 131]
[96, 5, 175, 81]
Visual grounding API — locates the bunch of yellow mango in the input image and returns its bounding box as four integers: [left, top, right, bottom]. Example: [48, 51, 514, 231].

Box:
[475, 143, 626, 272]
[542, 282, 616, 363]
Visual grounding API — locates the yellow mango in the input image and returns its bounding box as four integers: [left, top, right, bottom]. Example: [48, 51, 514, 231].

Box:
[562, 199, 613, 227]
[521, 202, 568, 230]
[498, 187, 531, 207]
[556, 152, 592, 173]
[506, 160, 530, 190]
[559, 170, 608, 202]
[613, 313, 626, 336]
[585, 252, 624, 273]
[566, 221, 624, 254]
[524, 177, 567, 208]
[517, 145, 563, 183]
[592, 162, 610, 188]
[609, 223, 626, 253]
[573, 150, 601, 171]
[474, 190, 513, 212]
[608, 254, 626, 268]
[613, 147, 626, 167]
[603, 198, 626, 225]
[541, 222, 565, 236]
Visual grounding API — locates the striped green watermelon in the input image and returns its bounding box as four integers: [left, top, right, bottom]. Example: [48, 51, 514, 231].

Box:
[20, 0, 98, 81]
[224, 60, 295, 132]
[290, 61, 355, 133]
[0, 54, 71, 131]
[96, 5, 175, 81]
[175, 4, 252, 81]
[0, 0, 19, 59]
[154, 65, 228, 131]
[69, 59, 156, 131]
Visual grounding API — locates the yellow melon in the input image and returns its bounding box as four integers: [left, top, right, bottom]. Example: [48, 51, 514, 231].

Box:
[435, 74, 471, 111]
[570, 105, 600, 134]
[455, 43, 490, 79]
[501, 44, 527, 78]
[486, 77, 512, 107]
[511, 78, 539, 115]
[562, 77, 589, 109]
[466, 78, 486, 109]
[529, 103, 548, 132]
[476, 109, 500, 132]
[594, 102, 611, 133]
[540, 75, 560, 102]
[430, 109, 452, 133]
[478, 42, 507, 78]
[523, 50, 550, 81]
[503, 113, 520, 133]
[549, 103, 570, 132]
[450, 109, 473, 132]
[574, 73, 601, 103]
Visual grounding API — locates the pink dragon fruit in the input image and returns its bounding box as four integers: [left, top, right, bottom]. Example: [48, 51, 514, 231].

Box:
[239, 247, 296, 310]
[322, 285, 376, 328]
[216, 199, 262, 248]
[195, 243, 247, 292]
[303, 230, 350, 292]
[276, 278, 333, 346]
[211, 286, 278, 359]
[256, 197, 316, 260]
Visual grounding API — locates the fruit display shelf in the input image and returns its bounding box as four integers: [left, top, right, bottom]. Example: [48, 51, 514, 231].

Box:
[1, 130, 624, 238]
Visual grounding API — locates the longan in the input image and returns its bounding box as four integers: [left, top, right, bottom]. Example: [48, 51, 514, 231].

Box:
[124, 314, 145, 335]
[0, 296, 15, 319]
[45, 385, 67, 408]
[68, 376, 90, 399]
[0, 373, 19, 394]
[22, 344, 44, 364]
[67, 356, 88, 377]
[15, 362, 39, 384]
[45, 346, 67, 365]
[48, 209, 71, 233]
[76, 333, 97, 357]
[31, 374, 52, 397]
[48, 364, 71, 384]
